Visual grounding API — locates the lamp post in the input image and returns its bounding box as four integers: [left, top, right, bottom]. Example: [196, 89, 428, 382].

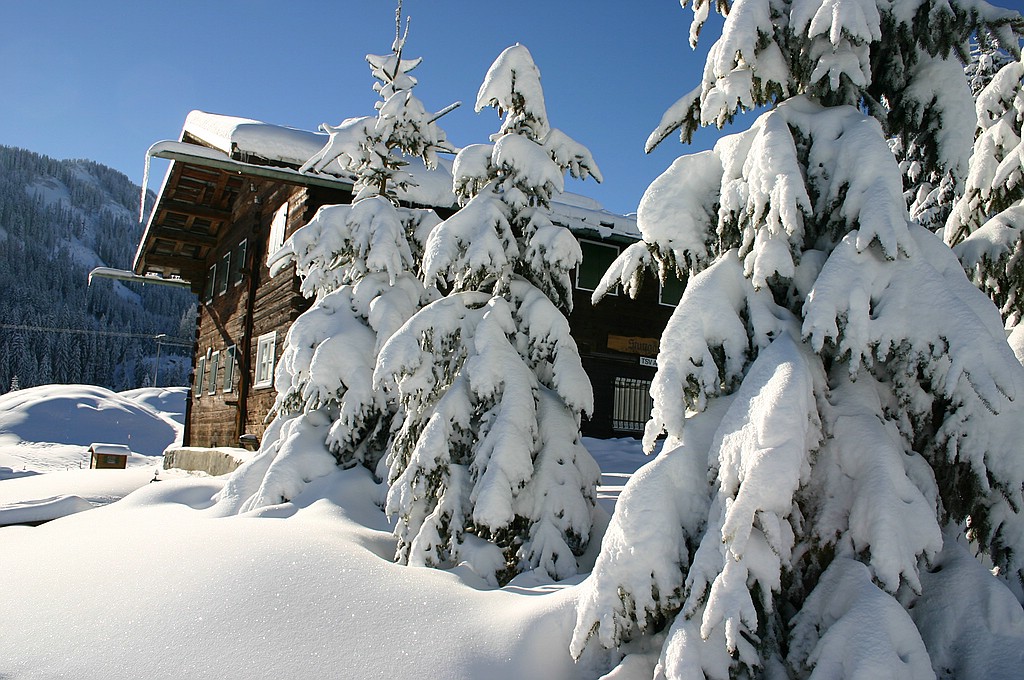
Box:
[153, 334, 166, 387]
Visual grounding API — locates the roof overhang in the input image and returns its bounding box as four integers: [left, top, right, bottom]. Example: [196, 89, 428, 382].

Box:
[131, 141, 354, 290]
[146, 140, 356, 193]
[131, 111, 640, 292]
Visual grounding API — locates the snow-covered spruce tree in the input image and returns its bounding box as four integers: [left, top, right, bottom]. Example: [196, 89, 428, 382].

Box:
[895, 41, 1013, 235]
[571, 2, 1024, 679]
[215, 10, 451, 513]
[375, 44, 602, 586]
[945, 56, 1024, 327]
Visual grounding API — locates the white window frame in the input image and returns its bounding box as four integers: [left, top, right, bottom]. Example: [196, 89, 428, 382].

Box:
[223, 345, 236, 393]
[208, 351, 220, 395]
[254, 331, 277, 389]
[217, 252, 231, 296]
[576, 239, 620, 294]
[267, 202, 289, 261]
[195, 355, 206, 397]
[204, 263, 216, 303]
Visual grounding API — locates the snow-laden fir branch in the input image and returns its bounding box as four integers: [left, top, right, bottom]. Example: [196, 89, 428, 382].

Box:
[573, 2, 1024, 677]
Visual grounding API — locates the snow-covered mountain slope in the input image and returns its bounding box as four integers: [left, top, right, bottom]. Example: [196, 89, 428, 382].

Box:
[0, 145, 196, 392]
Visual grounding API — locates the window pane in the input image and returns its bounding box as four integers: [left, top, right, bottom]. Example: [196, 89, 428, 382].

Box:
[267, 203, 288, 261]
[195, 357, 206, 396]
[204, 264, 216, 302]
[577, 241, 619, 292]
[209, 351, 220, 395]
[660, 273, 684, 306]
[233, 240, 247, 286]
[254, 332, 276, 388]
[224, 346, 235, 393]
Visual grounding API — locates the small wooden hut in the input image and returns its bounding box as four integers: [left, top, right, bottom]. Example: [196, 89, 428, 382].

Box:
[88, 443, 131, 469]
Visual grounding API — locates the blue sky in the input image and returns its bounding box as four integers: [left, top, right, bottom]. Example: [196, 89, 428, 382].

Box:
[0, 1, 734, 215]
[2, 1, 1023, 216]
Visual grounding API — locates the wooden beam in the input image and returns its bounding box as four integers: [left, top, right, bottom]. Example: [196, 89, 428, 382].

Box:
[141, 253, 206, 273]
[158, 199, 232, 222]
[176, 164, 224, 184]
[149, 226, 220, 247]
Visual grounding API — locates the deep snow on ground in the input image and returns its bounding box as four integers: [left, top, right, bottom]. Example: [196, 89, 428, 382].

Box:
[0, 385, 186, 524]
[0, 384, 653, 679]
[0, 384, 185, 472]
[588, 436, 662, 515]
[119, 386, 188, 428]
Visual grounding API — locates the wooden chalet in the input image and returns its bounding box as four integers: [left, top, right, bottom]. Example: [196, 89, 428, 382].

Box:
[133, 111, 677, 449]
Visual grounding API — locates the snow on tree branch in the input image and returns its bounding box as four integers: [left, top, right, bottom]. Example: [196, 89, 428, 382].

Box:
[954, 204, 1024, 325]
[642, 254, 789, 452]
[788, 559, 934, 679]
[574, 2, 1024, 676]
[811, 373, 943, 594]
[476, 44, 549, 139]
[653, 0, 1024, 152]
[671, 334, 821, 674]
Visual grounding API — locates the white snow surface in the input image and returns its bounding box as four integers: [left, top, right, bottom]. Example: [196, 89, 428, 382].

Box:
[1, 470, 586, 679]
[0, 386, 186, 526]
[0, 384, 183, 463]
[0, 381, 656, 679]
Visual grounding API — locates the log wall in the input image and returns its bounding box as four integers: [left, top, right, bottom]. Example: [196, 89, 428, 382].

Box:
[187, 180, 351, 448]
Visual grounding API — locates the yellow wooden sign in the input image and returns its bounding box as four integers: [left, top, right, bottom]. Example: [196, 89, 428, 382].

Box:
[607, 334, 659, 356]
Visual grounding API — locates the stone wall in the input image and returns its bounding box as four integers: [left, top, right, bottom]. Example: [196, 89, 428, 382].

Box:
[162, 447, 251, 477]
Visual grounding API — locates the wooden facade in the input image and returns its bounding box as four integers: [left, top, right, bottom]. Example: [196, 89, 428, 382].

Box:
[188, 181, 329, 447]
[134, 113, 677, 447]
[568, 238, 675, 439]
[139, 167, 355, 447]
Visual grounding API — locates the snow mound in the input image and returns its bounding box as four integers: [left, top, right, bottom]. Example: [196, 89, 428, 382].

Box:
[120, 386, 188, 427]
[0, 494, 93, 526]
[0, 384, 178, 457]
[0, 468, 592, 680]
[0, 381, 654, 679]
[0, 466, 163, 508]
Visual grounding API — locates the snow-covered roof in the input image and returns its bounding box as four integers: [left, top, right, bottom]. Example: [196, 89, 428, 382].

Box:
[550, 194, 639, 240]
[88, 443, 132, 456]
[178, 111, 638, 239]
[181, 111, 456, 209]
[183, 111, 325, 165]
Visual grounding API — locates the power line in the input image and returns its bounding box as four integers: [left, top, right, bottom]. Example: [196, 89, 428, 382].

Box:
[0, 324, 192, 347]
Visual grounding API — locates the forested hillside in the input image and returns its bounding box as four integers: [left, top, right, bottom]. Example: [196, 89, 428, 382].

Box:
[0, 146, 195, 393]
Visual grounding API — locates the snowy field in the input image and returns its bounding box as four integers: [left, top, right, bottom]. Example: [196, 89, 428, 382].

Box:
[0, 383, 654, 680]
